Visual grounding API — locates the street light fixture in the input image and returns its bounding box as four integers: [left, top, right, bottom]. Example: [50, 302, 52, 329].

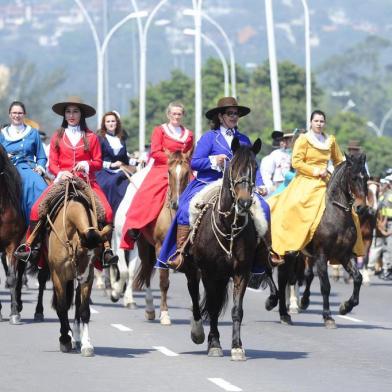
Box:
[74, 0, 147, 126]
[130, 0, 170, 153]
[184, 28, 229, 96]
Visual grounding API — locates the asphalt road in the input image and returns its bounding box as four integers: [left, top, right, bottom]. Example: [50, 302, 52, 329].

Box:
[0, 267, 391, 392]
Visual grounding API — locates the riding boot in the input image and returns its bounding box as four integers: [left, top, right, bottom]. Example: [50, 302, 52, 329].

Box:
[102, 240, 119, 268]
[126, 228, 140, 240]
[264, 224, 284, 266]
[166, 225, 191, 270]
[14, 220, 43, 263]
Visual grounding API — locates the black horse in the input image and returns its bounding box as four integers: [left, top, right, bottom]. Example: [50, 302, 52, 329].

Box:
[184, 138, 274, 360]
[278, 153, 368, 328]
[0, 144, 49, 323]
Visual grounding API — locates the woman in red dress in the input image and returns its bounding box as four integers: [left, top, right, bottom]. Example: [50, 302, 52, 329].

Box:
[120, 102, 194, 249]
[16, 96, 118, 267]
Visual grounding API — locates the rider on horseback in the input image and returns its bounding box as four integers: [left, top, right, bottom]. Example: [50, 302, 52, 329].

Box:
[15, 96, 118, 268]
[156, 97, 276, 271]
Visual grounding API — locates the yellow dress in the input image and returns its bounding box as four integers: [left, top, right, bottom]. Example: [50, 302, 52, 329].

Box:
[268, 132, 364, 256]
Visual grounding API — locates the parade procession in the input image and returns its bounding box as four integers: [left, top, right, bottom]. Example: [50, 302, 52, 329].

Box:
[0, 1, 391, 392]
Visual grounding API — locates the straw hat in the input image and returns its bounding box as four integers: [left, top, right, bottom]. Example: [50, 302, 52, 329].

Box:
[347, 140, 361, 150]
[205, 97, 250, 120]
[52, 96, 96, 118]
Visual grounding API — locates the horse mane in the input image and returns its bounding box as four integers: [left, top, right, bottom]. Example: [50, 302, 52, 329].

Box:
[326, 160, 347, 198]
[0, 144, 22, 213]
[168, 150, 185, 164]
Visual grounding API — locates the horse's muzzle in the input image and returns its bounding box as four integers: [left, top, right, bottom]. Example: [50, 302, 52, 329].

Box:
[237, 198, 252, 212]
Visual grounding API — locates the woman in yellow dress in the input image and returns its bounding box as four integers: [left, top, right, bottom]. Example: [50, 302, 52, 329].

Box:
[268, 110, 364, 257]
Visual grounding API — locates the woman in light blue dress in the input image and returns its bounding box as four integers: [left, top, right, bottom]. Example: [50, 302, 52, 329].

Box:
[0, 101, 47, 224]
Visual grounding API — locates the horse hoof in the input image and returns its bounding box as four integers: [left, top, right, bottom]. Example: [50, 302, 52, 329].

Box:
[81, 345, 94, 357]
[208, 347, 223, 357]
[34, 313, 44, 322]
[125, 302, 138, 310]
[191, 319, 205, 344]
[160, 311, 171, 326]
[289, 305, 299, 314]
[231, 348, 246, 361]
[145, 310, 156, 321]
[299, 298, 309, 311]
[265, 296, 278, 311]
[60, 341, 72, 353]
[110, 294, 120, 303]
[9, 314, 21, 325]
[280, 315, 293, 325]
[324, 318, 337, 329]
[72, 340, 81, 350]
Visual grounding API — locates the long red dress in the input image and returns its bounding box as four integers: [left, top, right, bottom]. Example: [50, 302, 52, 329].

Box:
[29, 129, 113, 224]
[120, 124, 194, 249]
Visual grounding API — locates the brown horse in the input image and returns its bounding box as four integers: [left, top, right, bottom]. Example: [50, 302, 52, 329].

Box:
[135, 150, 192, 325]
[45, 179, 108, 355]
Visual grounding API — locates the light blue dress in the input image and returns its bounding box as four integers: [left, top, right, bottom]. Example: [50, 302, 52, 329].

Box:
[0, 126, 48, 224]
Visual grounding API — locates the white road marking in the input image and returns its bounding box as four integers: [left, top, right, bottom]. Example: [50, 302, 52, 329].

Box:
[111, 323, 133, 332]
[208, 378, 242, 392]
[152, 346, 179, 357]
[246, 287, 261, 292]
[338, 315, 363, 323]
[90, 307, 99, 314]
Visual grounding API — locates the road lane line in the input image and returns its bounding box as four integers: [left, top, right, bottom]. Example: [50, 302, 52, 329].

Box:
[338, 315, 363, 323]
[111, 323, 133, 332]
[90, 307, 99, 314]
[152, 346, 179, 357]
[208, 378, 242, 392]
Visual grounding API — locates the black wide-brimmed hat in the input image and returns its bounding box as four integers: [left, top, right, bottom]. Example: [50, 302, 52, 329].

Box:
[205, 97, 250, 120]
[52, 96, 96, 118]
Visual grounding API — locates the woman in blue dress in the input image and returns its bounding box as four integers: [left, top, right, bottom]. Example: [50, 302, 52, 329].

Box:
[0, 101, 47, 224]
[96, 111, 131, 215]
[157, 97, 271, 270]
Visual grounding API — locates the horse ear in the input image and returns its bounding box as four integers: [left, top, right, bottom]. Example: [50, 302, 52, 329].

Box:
[344, 152, 353, 166]
[231, 137, 240, 153]
[252, 138, 262, 155]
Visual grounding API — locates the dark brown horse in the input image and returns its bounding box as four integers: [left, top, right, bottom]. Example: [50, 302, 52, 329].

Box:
[135, 150, 193, 324]
[280, 153, 368, 328]
[183, 138, 270, 360]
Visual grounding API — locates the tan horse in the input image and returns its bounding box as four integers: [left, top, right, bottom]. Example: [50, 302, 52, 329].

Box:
[46, 180, 108, 356]
[135, 150, 192, 325]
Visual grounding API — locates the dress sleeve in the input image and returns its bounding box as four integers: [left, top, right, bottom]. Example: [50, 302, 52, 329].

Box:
[150, 127, 168, 165]
[49, 133, 60, 176]
[330, 136, 344, 167]
[291, 134, 320, 177]
[191, 132, 214, 172]
[34, 130, 47, 168]
[88, 133, 103, 173]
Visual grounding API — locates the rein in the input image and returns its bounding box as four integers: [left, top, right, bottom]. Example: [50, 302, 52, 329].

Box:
[211, 161, 254, 257]
[329, 164, 355, 213]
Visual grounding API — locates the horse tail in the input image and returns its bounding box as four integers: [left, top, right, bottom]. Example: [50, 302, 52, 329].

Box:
[133, 240, 155, 290]
[200, 278, 230, 321]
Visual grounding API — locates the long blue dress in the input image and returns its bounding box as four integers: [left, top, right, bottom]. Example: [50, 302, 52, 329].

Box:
[0, 125, 47, 224]
[95, 135, 130, 215]
[156, 128, 270, 268]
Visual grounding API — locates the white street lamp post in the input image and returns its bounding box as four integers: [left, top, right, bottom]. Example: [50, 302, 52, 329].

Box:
[301, 0, 311, 129]
[184, 29, 229, 96]
[183, 9, 236, 98]
[74, 0, 146, 126]
[367, 121, 382, 137]
[265, 0, 282, 132]
[130, 0, 170, 153]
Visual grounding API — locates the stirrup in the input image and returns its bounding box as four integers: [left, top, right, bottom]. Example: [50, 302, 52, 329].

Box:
[166, 251, 185, 271]
[269, 249, 285, 267]
[102, 249, 119, 268]
[14, 244, 32, 263]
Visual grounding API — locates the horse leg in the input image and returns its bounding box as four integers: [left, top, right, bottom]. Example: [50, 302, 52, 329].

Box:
[339, 258, 363, 315]
[231, 275, 247, 361]
[52, 271, 73, 352]
[109, 262, 122, 303]
[264, 268, 279, 311]
[72, 284, 82, 350]
[159, 269, 171, 325]
[94, 268, 105, 289]
[186, 267, 204, 344]
[316, 254, 336, 328]
[34, 265, 49, 321]
[8, 255, 22, 325]
[79, 268, 94, 357]
[123, 249, 138, 309]
[299, 263, 314, 310]
[278, 261, 292, 325]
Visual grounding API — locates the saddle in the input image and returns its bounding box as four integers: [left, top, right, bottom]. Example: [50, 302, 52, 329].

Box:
[38, 177, 106, 224]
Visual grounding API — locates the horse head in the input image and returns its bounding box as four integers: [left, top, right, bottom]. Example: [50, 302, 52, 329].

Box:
[345, 153, 369, 210]
[228, 137, 262, 214]
[167, 150, 191, 210]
